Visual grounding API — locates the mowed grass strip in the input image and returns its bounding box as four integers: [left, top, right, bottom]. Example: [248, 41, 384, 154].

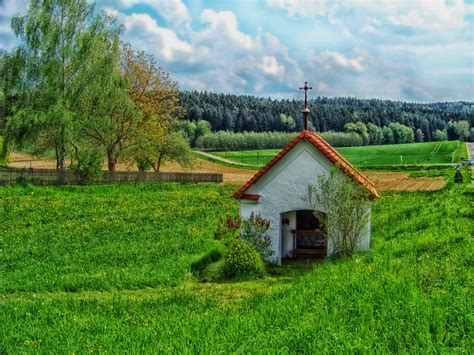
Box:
[0, 183, 237, 292]
[213, 141, 465, 167]
[0, 172, 472, 352]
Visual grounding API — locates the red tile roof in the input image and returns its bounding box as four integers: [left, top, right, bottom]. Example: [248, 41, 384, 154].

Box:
[234, 130, 379, 199]
[240, 194, 261, 201]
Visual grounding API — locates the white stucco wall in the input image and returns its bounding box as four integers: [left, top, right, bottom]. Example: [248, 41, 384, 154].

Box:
[281, 211, 296, 257]
[239, 139, 372, 263]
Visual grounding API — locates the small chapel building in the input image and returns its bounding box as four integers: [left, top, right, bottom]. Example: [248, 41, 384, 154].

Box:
[233, 129, 379, 264]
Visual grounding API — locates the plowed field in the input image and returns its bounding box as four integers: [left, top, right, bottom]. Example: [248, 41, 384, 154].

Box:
[362, 172, 445, 192]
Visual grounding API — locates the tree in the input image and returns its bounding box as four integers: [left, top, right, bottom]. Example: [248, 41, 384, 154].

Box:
[415, 128, 424, 143]
[388, 122, 414, 144]
[367, 123, 383, 145]
[121, 44, 182, 170]
[446, 120, 457, 140]
[0, 49, 25, 160]
[382, 126, 394, 144]
[7, 0, 122, 170]
[195, 120, 211, 143]
[305, 168, 371, 257]
[435, 129, 448, 141]
[454, 120, 470, 141]
[345, 121, 369, 145]
[175, 120, 196, 144]
[140, 131, 194, 172]
[78, 68, 142, 171]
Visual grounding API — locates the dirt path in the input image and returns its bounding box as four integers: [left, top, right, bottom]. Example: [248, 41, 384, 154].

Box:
[194, 150, 258, 167]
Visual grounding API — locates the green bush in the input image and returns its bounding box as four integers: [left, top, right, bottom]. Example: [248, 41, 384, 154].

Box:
[69, 150, 103, 184]
[223, 239, 265, 278]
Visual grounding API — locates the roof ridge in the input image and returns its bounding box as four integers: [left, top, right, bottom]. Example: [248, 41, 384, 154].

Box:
[234, 130, 379, 199]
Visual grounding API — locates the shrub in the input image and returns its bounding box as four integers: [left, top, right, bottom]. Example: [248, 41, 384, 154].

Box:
[306, 167, 370, 257]
[240, 213, 273, 259]
[223, 239, 265, 278]
[214, 215, 240, 242]
[69, 150, 103, 184]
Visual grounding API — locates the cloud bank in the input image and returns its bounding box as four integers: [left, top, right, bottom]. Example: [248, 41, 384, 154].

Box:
[0, 0, 472, 102]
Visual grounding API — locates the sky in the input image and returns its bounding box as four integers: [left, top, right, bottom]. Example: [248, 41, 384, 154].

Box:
[0, 0, 473, 102]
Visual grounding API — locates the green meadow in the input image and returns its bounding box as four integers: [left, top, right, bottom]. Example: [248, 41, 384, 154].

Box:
[213, 141, 467, 168]
[0, 170, 472, 352]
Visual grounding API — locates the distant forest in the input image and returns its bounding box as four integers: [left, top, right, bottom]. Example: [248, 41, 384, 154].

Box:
[180, 91, 474, 142]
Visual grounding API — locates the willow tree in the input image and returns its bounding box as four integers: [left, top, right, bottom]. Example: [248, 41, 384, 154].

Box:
[6, 0, 122, 170]
[0, 49, 26, 160]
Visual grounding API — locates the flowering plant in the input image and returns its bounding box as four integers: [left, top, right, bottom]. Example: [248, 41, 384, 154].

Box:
[240, 213, 273, 259]
[214, 213, 273, 260]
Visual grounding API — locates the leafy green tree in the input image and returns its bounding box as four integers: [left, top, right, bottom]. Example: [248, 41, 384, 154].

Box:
[175, 120, 196, 144]
[435, 129, 448, 141]
[121, 44, 183, 171]
[367, 123, 383, 145]
[345, 121, 369, 145]
[382, 126, 394, 144]
[6, 0, 121, 170]
[454, 120, 470, 141]
[306, 168, 371, 257]
[142, 131, 194, 172]
[0, 50, 25, 159]
[415, 128, 424, 142]
[446, 120, 457, 140]
[195, 120, 211, 143]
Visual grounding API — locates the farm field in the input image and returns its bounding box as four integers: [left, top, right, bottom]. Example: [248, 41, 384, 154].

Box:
[0, 172, 472, 352]
[213, 141, 467, 167]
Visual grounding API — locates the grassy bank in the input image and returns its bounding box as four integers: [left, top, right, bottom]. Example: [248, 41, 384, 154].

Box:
[0, 173, 472, 352]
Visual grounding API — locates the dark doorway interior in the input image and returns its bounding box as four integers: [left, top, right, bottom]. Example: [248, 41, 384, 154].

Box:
[296, 210, 322, 230]
[292, 210, 326, 256]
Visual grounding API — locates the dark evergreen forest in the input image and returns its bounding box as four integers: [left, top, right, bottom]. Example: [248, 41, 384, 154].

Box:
[180, 91, 474, 142]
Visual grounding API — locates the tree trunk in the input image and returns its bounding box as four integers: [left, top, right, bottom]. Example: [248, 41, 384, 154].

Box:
[0, 135, 9, 160]
[156, 153, 164, 173]
[107, 154, 117, 171]
[58, 142, 66, 171]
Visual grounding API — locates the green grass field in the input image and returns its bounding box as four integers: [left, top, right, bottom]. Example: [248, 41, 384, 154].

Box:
[213, 141, 467, 168]
[0, 172, 472, 352]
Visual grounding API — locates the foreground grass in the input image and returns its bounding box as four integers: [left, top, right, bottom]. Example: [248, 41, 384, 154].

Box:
[0, 183, 236, 293]
[1, 177, 473, 352]
[214, 141, 465, 168]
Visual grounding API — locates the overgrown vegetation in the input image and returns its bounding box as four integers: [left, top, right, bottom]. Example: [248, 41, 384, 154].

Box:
[306, 168, 371, 256]
[0, 169, 472, 352]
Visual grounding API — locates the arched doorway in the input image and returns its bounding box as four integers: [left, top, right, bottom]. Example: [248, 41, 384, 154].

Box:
[281, 209, 327, 260]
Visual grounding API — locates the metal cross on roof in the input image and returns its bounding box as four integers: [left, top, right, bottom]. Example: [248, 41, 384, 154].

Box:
[299, 81, 312, 130]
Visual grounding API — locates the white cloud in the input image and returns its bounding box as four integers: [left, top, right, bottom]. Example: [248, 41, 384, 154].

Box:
[118, 12, 192, 62]
[267, 0, 473, 32]
[112, 0, 190, 28]
[266, 0, 337, 18]
[197, 9, 253, 50]
[310, 50, 368, 74]
[0, 0, 28, 17]
[258, 56, 284, 76]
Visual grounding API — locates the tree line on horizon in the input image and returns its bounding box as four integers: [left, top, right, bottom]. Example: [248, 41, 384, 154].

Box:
[179, 91, 474, 144]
